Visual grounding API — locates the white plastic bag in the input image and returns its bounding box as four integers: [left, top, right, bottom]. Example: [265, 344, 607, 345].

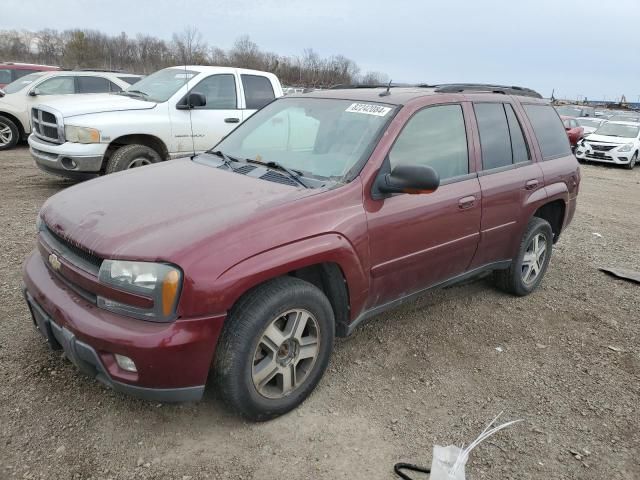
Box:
[430, 445, 467, 480]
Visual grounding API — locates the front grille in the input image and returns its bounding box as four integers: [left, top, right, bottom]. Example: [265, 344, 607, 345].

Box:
[32, 107, 63, 144]
[40, 225, 103, 274]
[588, 143, 616, 152]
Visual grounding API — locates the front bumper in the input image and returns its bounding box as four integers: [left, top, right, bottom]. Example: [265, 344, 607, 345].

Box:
[575, 146, 632, 165]
[23, 251, 226, 402]
[28, 134, 107, 179]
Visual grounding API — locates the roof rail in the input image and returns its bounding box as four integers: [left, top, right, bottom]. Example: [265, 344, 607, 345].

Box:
[329, 83, 411, 90]
[426, 83, 543, 99]
[76, 68, 128, 73]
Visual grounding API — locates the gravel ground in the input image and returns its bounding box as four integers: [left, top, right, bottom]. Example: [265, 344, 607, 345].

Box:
[1, 146, 639, 480]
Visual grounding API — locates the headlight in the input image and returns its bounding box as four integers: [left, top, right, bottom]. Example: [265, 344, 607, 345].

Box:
[97, 260, 182, 322]
[618, 143, 634, 152]
[65, 125, 101, 144]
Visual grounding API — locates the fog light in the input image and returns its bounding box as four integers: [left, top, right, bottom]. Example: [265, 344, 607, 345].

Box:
[114, 354, 137, 372]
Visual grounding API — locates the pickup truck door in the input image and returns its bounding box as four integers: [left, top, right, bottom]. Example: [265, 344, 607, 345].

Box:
[365, 103, 481, 309]
[169, 73, 243, 155]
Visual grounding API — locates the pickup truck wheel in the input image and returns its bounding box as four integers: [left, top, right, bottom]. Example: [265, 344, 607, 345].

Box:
[0, 115, 19, 151]
[214, 277, 335, 421]
[625, 152, 637, 170]
[494, 217, 553, 296]
[106, 144, 161, 173]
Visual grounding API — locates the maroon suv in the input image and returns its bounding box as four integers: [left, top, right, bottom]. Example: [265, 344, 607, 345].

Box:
[23, 83, 580, 420]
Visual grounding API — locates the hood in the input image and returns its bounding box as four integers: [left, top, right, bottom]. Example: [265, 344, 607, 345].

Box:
[38, 93, 156, 118]
[583, 134, 630, 145]
[41, 158, 315, 262]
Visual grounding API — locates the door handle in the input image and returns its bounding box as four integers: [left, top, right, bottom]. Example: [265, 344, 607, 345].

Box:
[224, 117, 240, 124]
[458, 196, 476, 209]
[524, 179, 539, 190]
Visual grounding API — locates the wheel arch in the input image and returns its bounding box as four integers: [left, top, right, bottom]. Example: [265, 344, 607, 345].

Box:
[533, 199, 566, 243]
[0, 111, 26, 139]
[105, 134, 169, 168]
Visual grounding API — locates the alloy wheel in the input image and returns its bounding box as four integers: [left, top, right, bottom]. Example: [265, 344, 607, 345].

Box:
[521, 233, 547, 285]
[0, 123, 13, 147]
[252, 309, 320, 399]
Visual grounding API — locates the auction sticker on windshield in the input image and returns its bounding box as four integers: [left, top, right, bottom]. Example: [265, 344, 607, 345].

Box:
[345, 103, 392, 116]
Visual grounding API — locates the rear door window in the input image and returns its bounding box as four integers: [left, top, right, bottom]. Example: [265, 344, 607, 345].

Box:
[389, 104, 469, 181]
[474, 103, 513, 170]
[524, 104, 571, 159]
[77, 76, 112, 93]
[504, 104, 530, 163]
[241, 74, 275, 110]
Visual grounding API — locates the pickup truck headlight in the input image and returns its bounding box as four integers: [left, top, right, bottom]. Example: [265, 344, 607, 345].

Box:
[97, 260, 182, 322]
[65, 125, 101, 144]
[617, 143, 634, 152]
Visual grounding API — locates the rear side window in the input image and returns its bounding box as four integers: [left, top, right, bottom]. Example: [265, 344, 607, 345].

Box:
[389, 104, 468, 181]
[474, 103, 512, 170]
[524, 104, 571, 159]
[14, 69, 40, 80]
[77, 76, 111, 94]
[241, 74, 275, 110]
[0, 69, 11, 84]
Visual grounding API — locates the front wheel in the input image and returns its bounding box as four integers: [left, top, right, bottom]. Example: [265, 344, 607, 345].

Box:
[106, 144, 161, 174]
[0, 115, 19, 151]
[625, 152, 637, 170]
[494, 217, 553, 296]
[214, 277, 335, 421]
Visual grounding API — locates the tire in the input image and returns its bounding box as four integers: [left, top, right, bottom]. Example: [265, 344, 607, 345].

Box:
[625, 151, 637, 170]
[0, 115, 20, 151]
[214, 277, 335, 421]
[105, 144, 161, 173]
[494, 217, 553, 296]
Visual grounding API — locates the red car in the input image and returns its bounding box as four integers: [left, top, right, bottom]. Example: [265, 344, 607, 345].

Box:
[23, 84, 580, 420]
[0, 62, 61, 88]
[562, 115, 584, 149]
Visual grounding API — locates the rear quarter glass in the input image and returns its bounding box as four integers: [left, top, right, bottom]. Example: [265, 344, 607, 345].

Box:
[524, 104, 572, 159]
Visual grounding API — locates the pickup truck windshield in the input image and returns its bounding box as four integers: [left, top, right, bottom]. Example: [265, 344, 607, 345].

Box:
[3, 72, 46, 94]
[215, 97, 396, 180]
[121, 68, 197, 102]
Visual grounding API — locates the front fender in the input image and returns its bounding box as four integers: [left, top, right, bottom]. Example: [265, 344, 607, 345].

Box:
[205, 233, 369, 320]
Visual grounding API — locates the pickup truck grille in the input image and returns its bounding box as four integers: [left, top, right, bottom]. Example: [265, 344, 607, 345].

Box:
[32, 107, 64, 144]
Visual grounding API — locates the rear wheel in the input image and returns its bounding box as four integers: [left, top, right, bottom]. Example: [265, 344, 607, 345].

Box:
[214, 277, 335, 421]
[0, 115, 19, 151]
[625, 151, 637, 170]
[494, 217, 553, 296]
[106, 144, 161, 173]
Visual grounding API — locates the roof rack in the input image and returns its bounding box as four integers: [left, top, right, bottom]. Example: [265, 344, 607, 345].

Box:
[76, 68, 128, 73]
[424, 83, 543, 99]
[329, 83, 411, 90]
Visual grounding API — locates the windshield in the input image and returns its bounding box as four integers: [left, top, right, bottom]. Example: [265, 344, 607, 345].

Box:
[609, 114, 640, 122]
[214, 97, 396, 180]
[593, 122, 639, 138]
[122, 68, 197, 102]
[555, 106, 583, 117]
[3, 72, 46, 94]
[576, 118, 603, 128]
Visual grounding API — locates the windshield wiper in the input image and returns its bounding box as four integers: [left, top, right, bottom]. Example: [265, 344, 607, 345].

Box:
[119, 90, 149, 99]
[207, 150, 240, 171]
[246, 159, 310, 189]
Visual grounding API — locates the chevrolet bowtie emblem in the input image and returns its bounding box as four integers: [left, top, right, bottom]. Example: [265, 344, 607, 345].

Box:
[48, 253, 61, 271]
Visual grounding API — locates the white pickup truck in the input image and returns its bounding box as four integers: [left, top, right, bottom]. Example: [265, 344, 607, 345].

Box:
[28, 66, 283, 178]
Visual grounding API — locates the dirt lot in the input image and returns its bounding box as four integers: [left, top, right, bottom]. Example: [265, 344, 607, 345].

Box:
[0, 146, 638, 480]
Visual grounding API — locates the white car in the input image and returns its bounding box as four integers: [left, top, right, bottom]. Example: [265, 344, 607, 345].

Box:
[0, 71, 141, 150]
[575, 117, 606, 136]
[28, 66, 283, 178]
[575, 121, 640, 169]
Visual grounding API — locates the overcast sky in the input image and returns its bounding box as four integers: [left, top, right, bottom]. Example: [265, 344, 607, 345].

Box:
[3, 0, 639, 100]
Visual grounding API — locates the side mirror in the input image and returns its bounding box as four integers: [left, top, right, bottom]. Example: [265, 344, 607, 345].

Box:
[29, 89, 39, 97]
[376, 164, 440, 195]
[177, 92, 206, 110]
